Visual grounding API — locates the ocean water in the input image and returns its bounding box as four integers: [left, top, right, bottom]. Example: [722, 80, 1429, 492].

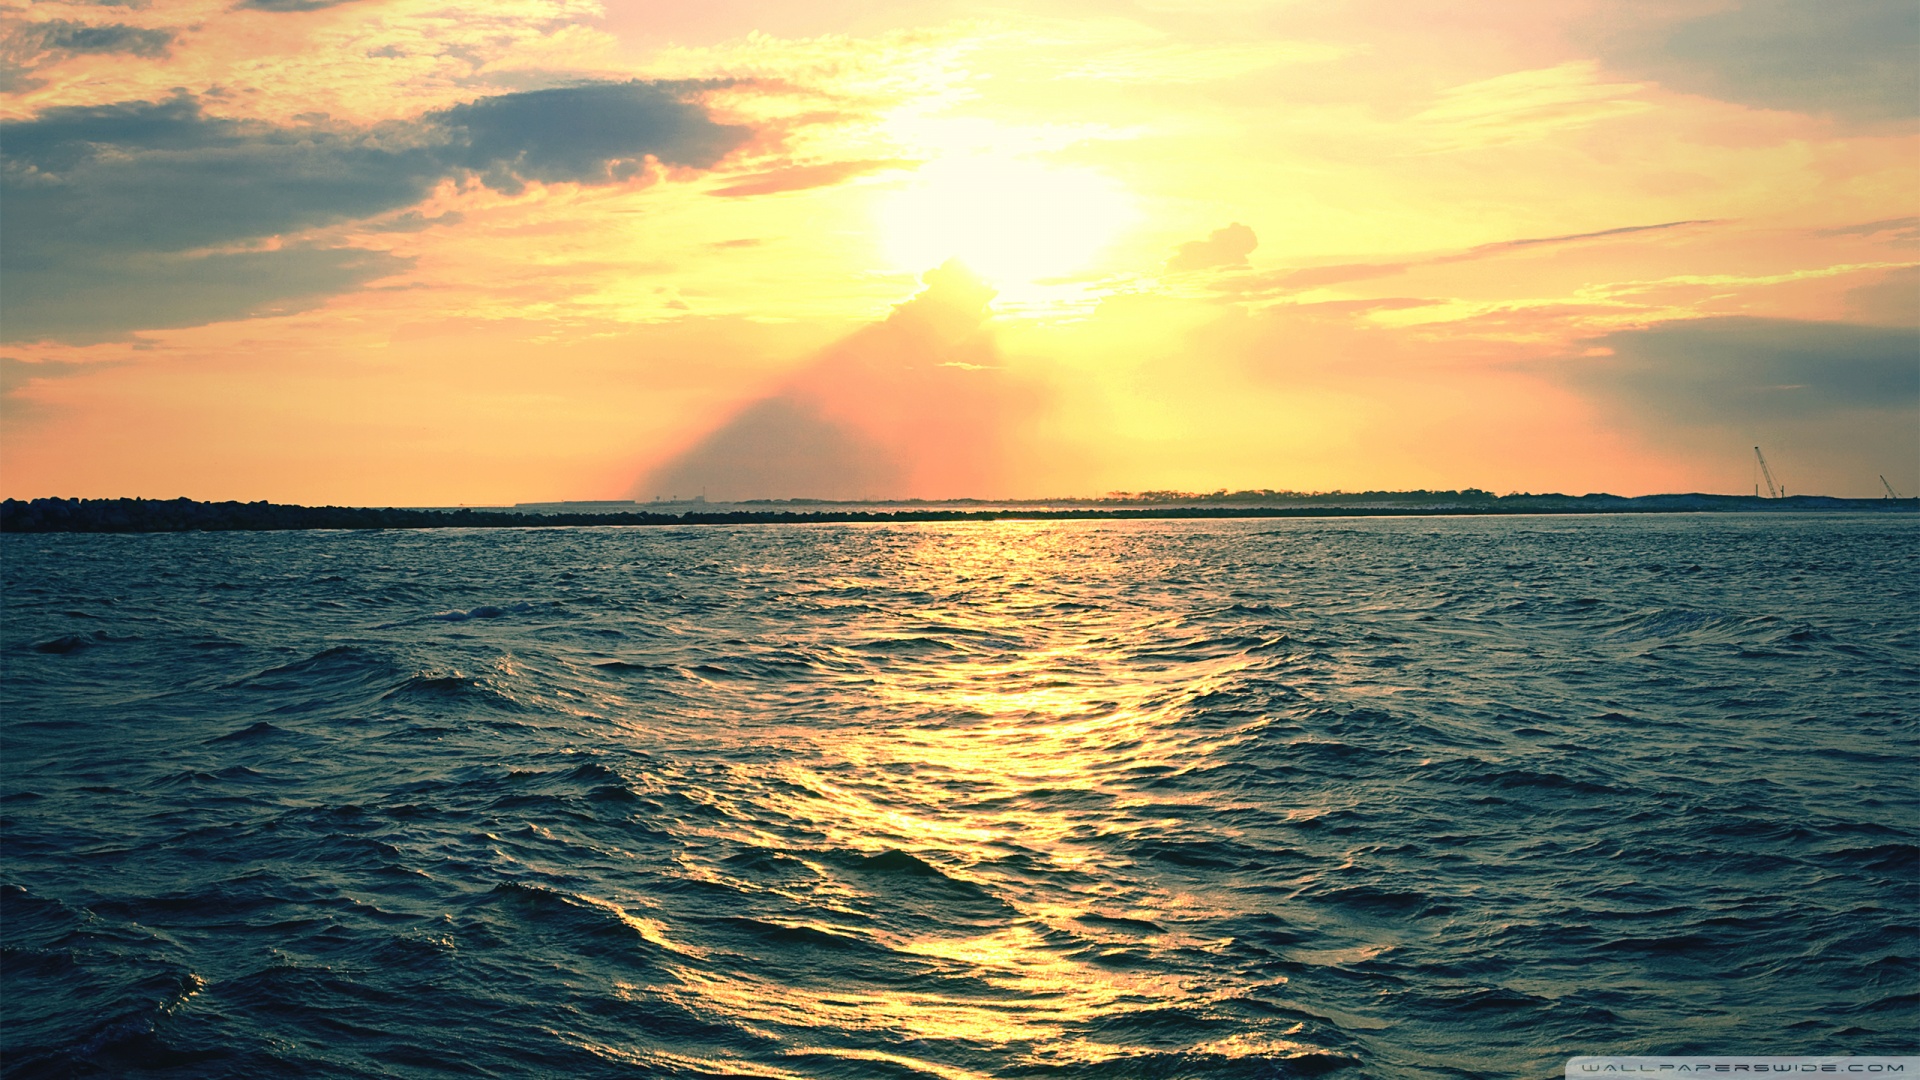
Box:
[2, 515, 1915, 1079]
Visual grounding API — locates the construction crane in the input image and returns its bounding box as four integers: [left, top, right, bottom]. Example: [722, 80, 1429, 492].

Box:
[1754, 446, 1783, 499]
[1883, 475, 1902, 499]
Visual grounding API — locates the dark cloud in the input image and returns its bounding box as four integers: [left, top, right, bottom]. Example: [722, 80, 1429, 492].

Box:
[2, 98, 443, 258]
[437, 81, 747, 188]
[3, 248, 411, 344]
[1, 357, 109, 397]
[1567, 315, 1918, 495]
[0, 84, 752, 342]
[1, 16, 173, 91]
[1166, 223, 1257, 272]
[234, 0, 363, 10]
[0, 67, 45, 94]
[1579, 316, 1919, 424]
[1603, 0, 1918, 123]
[25, 19, 173, 56]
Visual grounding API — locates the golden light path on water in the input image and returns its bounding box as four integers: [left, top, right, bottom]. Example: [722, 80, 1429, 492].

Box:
[606, 525, 1331, 1073]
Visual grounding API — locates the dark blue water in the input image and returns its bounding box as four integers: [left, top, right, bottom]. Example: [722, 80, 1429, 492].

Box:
[3, 516, 1916, 1078]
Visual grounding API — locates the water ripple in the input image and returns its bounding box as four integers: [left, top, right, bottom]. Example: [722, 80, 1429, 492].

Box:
[3, 516, 1916, 1077]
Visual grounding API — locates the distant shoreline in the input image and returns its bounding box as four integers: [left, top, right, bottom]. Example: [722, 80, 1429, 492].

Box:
[2, 494, 1914, 533]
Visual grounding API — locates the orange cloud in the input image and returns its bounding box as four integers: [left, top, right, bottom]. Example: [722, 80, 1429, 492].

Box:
[708, 158, 917, 198]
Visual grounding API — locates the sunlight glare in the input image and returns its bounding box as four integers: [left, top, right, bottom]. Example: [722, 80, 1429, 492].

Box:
[874, 156, 1136, 289]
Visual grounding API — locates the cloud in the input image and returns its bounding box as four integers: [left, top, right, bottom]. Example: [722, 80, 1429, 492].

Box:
[635, 261, 1043, 501]
[1844, 266, 1920, 327]
[1604, 0, 1918, 123]
[0, 84, 753, 342]
[1561, 314, 1919, 494]
[1486, 220, 1714, 253]
[708, 158, 914, 198]
[436, 81, 748, 188]
[1, 356, 125, 430]
[235, 0, 364, 9]
[1411, 61, 1650, 150]
[2, 248, 412, 344]
[1817, 217, 1920, 242]
[1, 15, 175, 91]
[21, 19, 173, 57]
[1, 357, 110, 397]
[1166, 223, 1257, 272]
[1, 97, 442, 258]
[1257, 219, 1711, 293]
[366, 210, 466, 233]
[1578, 317, 1919, 424]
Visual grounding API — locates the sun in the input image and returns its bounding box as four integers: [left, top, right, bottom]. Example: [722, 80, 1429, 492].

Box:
[873, 155, 1136, 290]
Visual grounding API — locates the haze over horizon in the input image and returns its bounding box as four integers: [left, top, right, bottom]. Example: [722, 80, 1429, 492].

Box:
[2, 0, 1915, 503]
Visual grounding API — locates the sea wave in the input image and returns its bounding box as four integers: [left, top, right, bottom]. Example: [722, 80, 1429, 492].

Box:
[2, 515, 1915, 1077]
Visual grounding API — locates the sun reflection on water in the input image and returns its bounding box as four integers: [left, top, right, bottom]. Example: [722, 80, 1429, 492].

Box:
[635, 524, 1294, 1067]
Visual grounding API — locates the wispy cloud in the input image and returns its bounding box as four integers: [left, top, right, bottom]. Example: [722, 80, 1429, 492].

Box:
[0, 355, 126, 430]
[709, 158, 915, 198]
[1251, 219, 1716, 293]
[1411, 61, 1651, 150]
[1816, 217, 1920, 242]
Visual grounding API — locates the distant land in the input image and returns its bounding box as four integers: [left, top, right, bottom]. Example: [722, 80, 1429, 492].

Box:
[2, 490, 1915, 532]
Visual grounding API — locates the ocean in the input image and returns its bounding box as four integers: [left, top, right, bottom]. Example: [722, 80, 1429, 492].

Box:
[3, 515, 1915, 1078]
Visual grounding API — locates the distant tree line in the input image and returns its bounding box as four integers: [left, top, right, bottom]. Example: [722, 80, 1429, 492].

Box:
[1096, 488, 1505, 504]
[0, 493, 1910, 533]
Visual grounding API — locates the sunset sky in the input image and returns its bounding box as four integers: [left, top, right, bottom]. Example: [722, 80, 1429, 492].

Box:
[1, 0, 1914, 504]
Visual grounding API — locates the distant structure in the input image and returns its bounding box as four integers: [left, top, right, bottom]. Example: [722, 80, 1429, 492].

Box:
[1883, 475, 1902, 499]
[512, 499, 641, 515]
[1754, 446, 1785, 498]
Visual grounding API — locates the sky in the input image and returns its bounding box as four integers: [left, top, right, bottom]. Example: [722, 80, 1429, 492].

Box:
[1, 0, 1914, 504]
